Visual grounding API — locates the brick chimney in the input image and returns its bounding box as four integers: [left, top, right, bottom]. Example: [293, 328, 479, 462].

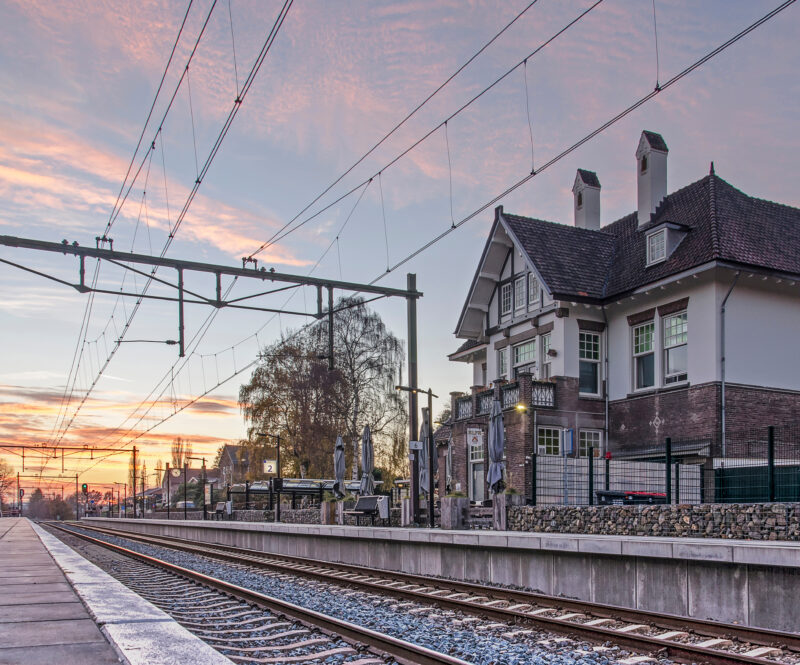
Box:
[572, 169, 601, 230]
[636, 130, 668, 227]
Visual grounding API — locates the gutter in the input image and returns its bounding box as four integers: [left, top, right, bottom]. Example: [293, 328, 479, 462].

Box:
[720, 271, 740, 458]
[602, 304, 609, 456]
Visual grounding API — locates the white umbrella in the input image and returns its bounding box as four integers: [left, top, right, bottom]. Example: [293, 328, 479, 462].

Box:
[333, 435, 346, 498]
[486, 399, 506, 494]
[359, 425, 374, 495]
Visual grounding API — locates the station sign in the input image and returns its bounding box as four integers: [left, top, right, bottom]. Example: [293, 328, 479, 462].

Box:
[409, 440, 423, 451]
[204, 484, 211, 504]
[263, 459, 277, 475]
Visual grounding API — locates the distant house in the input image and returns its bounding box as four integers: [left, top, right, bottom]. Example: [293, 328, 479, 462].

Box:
[447, 130, 800, 502]
[217, 444, 250, 485]
[160, 467, 220, 504]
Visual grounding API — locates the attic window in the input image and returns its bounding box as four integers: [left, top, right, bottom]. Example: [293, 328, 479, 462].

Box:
[577, 191, 583, 208]
[646, 229, 666, 265]
[641, 154, 648, 173]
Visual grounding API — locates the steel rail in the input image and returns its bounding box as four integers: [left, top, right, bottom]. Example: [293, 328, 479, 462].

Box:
[47, 524, 470, 665]
[72, 521, 798, 665]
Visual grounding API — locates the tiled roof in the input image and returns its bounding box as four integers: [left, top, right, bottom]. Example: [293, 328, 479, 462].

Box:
[501, 173, 800, 302]
[576, 169, 600, 188]
[448, 338, 483, 357]
[642, 130, 668, 152]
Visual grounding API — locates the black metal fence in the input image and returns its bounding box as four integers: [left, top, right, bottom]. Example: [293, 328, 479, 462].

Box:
[532, 425, 800, 506]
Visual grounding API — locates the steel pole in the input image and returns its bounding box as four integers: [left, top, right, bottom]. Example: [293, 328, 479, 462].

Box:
[407, 273, 420, 524]
[75, 474, 79, 519]
[202, 458, 207, 520]
[426, 394, 435, 528]
[276, 435, 282, 522]
[166, 463, 171, 520]
[132, 445, 137, 518]
[183, 464, 188, 520]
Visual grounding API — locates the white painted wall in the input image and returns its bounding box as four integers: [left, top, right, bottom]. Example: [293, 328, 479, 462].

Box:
[724, 278, 800, 390]
[605, 277, 718, 401]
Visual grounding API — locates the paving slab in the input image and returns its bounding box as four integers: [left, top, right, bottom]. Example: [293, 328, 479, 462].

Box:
[30, 520, 234, 665]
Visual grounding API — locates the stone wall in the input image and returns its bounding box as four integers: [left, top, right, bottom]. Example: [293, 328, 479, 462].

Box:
[507, 502, 800, 540]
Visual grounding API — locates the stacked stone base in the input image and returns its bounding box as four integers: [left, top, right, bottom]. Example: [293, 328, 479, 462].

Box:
[507, 503, 800, 540]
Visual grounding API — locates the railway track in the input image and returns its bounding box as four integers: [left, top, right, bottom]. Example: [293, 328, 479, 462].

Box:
[65, 521, 800, 665]
[46, 523, 472, 665]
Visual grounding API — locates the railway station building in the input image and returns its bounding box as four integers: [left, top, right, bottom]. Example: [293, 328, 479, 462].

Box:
[443, 130, 800, 503]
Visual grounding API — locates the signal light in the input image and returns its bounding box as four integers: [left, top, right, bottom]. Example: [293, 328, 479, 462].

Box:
[81, 483, 88, 495]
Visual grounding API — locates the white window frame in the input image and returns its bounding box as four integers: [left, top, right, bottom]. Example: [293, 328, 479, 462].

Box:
[632, 321, 655, 391]
[540, 333, 551, 379]
[469, 438, 484, 463]
[663, 311, 688, 385]
[528, 273, 540, 306]
[498, 348, 508, 380]
[500, 282, 512, 315]
[647, 229, 666, 265]
[513, 340, 536, 366]
[578, 430, 602, 458]
[578, 331, 601, 396]
[514, 277, 526, 311]
[537, 427, 561, 456]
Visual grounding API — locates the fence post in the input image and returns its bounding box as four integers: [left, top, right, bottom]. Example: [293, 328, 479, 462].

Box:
[768, 425, 776, 502]
[588, 448, 594, 506]
[531, 454, 537, 506]
[665, 437, 672, 504]
[674, 461, 680, 504]
[604, 456, 610, 491]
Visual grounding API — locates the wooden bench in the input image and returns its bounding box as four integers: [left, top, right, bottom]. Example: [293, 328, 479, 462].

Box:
[214, 502, 227, 520]
[343, 495, 387, 526]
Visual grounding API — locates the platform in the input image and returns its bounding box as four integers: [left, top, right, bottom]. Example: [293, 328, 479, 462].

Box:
[0, 518, 233, 665]
[0, 517, 121, 665]
[87, 517, 800, 634]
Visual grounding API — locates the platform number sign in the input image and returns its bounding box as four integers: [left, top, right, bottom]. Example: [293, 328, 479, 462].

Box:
[263, 460, 277, 475]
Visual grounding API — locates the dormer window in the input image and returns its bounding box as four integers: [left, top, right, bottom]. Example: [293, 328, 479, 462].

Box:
[646, 229, 666, 265]
[641, 154, 648, 173]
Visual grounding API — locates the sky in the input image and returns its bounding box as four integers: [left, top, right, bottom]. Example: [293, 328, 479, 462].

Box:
[1, 0, 798, 492]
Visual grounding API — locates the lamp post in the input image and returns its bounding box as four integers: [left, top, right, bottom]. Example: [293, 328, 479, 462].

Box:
[256, 432, 281, 522]
[396, 385, 438, 527]
[112, 482, 125, 518]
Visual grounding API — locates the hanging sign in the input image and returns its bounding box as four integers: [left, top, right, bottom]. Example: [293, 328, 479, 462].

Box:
[263, 460, 277, 475]
[409, 440, 423, 451]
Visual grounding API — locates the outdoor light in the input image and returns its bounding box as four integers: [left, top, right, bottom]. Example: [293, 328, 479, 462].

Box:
[515, 403, 528, 412]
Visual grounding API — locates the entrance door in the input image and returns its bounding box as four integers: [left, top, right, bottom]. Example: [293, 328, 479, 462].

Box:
[470, 462, 485, 503]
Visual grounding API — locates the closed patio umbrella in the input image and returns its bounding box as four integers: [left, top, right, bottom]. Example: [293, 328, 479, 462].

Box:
[418, 420, 429, 496]
[359, 425, 374, 495]
[486, 399, 506, 494]
[333, 435, 346, 498]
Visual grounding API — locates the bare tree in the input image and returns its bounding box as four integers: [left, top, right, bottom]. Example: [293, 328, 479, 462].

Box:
[240, 297, 405, 482]
[171, 438, 192, 468]
[0, 458, 14, 509]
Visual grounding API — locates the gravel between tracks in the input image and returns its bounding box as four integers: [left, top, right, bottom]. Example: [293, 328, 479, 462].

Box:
[52, 524, 677, 665]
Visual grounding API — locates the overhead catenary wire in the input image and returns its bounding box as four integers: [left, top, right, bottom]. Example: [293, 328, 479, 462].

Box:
[67, 0, 795, 478]
[251, 0, 604, 257]
[246, 0, 543, 261]
[368, 0, 797, 286]
[49, 0, 294, 450]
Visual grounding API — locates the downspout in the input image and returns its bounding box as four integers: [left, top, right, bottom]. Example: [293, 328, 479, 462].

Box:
[720, 271, 741, 458]
[602, 305, 609, 455]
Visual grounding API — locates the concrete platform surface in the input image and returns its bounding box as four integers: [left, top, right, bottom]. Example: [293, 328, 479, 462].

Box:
[0, 518, 234, 665]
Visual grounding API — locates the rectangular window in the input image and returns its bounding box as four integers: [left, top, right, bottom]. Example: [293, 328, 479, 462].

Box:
[528, 273, 540, 306]
[540, 333, 551, 379]
[579, 430, 602, 457]
[647, 229, 666, 265]
[513, 340, 536, 365]
[579, 331, 600, 395]
[514, 277, 525, 311]
[498, 348, 508, 379]
[537, 427, 561, 456]
[633, 321, 655, 390]
[500, 282, 512, 315]
[663, 312, 688, 384]
[469, 439, 484, 462]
